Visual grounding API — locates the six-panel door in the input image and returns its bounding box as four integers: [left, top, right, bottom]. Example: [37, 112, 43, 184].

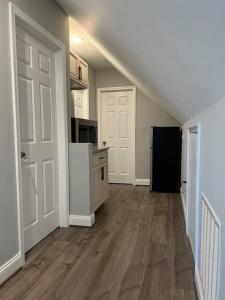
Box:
[100, 90, 132, 184]
[16, 26, 59, 252]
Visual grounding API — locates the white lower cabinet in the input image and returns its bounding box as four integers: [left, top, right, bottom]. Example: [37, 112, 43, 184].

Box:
[69, 144, 109, 226]
[92, 165, 101, 210]
[100, 164, 109, 204]
[92, 152, 109, 211]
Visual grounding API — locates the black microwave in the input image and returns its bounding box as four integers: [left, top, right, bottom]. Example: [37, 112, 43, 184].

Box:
[71, 118, 98, 145]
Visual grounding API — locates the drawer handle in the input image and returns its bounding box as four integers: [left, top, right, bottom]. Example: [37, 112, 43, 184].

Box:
[99, 157, 105, 160]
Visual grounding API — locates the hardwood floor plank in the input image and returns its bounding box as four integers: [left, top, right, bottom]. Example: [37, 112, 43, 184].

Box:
[81, 187, 145, 300]
[118, 193, 154, 300]
[0, 185, 197, 300]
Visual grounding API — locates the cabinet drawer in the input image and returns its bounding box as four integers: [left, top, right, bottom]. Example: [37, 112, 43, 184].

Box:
[92, 151, 108, 167]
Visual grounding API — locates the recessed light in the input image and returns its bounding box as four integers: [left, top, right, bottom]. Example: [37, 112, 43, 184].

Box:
[71, 36, 83, 44]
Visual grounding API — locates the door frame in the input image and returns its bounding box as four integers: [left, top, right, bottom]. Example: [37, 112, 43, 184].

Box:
[97, 86, 136, 184]
[186, 124, 201, 263]
[9, 3, 69, 265]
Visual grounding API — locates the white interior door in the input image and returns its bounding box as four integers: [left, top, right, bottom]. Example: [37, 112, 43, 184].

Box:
[16, 26, 59, 252]
[100, 90, 133, 184]
[188, 132, 198, 254]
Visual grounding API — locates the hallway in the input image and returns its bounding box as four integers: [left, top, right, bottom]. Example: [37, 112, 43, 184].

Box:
[0, 185, 196, 300]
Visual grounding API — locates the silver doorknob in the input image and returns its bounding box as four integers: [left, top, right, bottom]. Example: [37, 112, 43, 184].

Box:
[21, 152, 27, 159]
[103, 141, 106, 146]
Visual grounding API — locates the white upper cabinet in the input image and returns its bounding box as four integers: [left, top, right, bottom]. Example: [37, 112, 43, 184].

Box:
[70, 53, 79, 80]
[72, 89, 89, 119]
[79, 59, 88, 84]
[70, 51, 88, 90]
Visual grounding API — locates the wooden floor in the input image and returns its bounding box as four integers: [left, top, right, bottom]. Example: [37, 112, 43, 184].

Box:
[0, 184, 197, 300]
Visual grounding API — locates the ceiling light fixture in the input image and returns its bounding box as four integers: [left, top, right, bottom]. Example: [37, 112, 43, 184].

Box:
[71, 36, 83, 44]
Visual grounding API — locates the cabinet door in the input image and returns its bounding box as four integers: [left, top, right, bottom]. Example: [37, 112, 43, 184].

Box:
[73, 91, 83, 118]
[79, 60, 88, 84]
[72, 90, 89, 119]
[100, 164, 109, 203]
[70, 53, 79, 79]
[92, 166, 101, 211]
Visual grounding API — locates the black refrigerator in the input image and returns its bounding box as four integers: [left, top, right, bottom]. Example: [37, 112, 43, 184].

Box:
[151, 127, 182, 193]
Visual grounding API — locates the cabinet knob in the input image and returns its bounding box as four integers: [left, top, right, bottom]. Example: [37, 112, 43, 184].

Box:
[103, 141, 106, 147]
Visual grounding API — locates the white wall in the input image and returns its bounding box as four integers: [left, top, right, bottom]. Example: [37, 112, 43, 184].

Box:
[88, 65, 97, 120]
[0, 0, 69, 271]
[96, 69, 179, 180]
[135, 91, 180, 179]
[181, 95, 225, 300]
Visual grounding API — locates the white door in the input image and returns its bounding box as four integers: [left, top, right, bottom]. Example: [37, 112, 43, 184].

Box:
[16, 26, 59, 252]
[100, 90, 133, 184]
[188, 132, 198, 254]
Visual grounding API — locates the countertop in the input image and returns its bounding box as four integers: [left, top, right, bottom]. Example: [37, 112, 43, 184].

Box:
[92, 146, 109, 154]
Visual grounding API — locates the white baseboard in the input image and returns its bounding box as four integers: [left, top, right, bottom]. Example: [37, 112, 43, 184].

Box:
[195, 266, 204, 300]
[134, 179, 150, 186]
[69, 213, 95, 227]
[180, 188, 187, 230]
[0, 253, 23, 285]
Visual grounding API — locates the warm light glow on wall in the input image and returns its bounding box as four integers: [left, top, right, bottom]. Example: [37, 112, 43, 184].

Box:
[71, 36, 83, 44]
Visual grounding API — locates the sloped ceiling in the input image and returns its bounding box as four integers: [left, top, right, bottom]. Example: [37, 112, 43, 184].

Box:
[57, 0, 225, 123]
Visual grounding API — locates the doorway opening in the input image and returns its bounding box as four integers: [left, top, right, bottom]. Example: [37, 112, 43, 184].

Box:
[97, 86, 136, 184]
[9, 3, 69, 265]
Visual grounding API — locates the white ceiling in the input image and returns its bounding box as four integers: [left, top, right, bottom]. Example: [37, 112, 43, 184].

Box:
[69, 18, 112, 69]
[57, 0, 225, 123]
